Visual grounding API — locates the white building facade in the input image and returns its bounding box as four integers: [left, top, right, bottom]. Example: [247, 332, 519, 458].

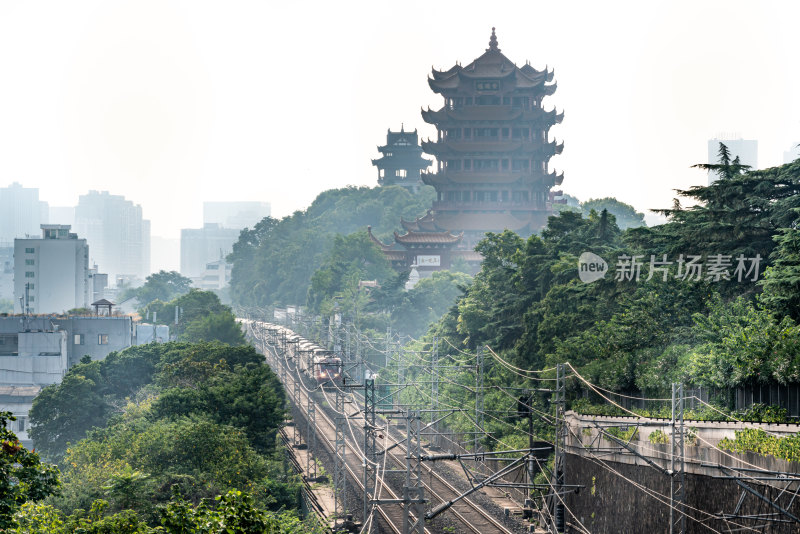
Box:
[14, 225, 90, 314]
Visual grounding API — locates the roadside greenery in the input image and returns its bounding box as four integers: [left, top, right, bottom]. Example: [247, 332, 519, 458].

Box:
[719, 429, 800, 463]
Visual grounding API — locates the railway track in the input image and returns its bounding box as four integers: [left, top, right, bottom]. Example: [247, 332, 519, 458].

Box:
[349, 389, 517, 534]
[244, 319, 517, 534]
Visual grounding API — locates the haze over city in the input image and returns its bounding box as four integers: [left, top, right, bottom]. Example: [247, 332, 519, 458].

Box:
[1, 0, 798, 256]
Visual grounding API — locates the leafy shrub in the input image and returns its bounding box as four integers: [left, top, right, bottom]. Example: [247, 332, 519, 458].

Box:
[649, 429, 669, 444]
[718, 428, 800, 462]
[737, 403, 789, 423]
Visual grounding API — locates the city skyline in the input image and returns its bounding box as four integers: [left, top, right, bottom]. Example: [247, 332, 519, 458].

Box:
[1, 1, 799, 239]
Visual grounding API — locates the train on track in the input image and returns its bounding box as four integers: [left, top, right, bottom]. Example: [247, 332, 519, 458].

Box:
[240, 318, 343, 386]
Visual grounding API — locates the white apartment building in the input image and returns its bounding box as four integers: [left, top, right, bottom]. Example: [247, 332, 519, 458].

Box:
[197, 258, 232, 291]
[14, 225, 90, 314]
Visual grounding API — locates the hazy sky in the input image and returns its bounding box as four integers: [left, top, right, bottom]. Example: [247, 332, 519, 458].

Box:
[1, 1, 798, 238]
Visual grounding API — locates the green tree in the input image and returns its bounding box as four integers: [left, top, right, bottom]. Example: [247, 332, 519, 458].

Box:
[760, 223, 800, 322]
[180, 310, 246, 346]
[30, 342, 266, 461]
[307, 231, 394, 316]
[134, 271, 193, 308]
[227, 185, 435, 308]
[0, 412, 60, 529]
[581, 197, 645, 230]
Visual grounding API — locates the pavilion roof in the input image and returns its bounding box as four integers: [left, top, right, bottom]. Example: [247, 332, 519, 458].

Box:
[393, 230, 463, 246]
[428, 29, 556, 95]
[421, 106, 562, 125]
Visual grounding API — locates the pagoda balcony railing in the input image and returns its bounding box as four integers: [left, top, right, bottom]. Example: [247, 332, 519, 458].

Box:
[433, 200, 546, 211]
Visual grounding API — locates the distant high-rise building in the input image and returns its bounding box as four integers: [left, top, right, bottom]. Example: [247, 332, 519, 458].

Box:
[784, 143, 800, 164]
[14, 225, 90, 314]
[372, 127, 431, 193]
[0, 183, 49, 246]
[203, 201, 271, 230]
[49, 206, 76, 228]
[74, 191, 150, 280]
[180, 224, 240, 279]
[707, 136, 758, 184]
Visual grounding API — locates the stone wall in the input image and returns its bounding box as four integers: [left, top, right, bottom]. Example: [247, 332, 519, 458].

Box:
[564, 452, 800, 533]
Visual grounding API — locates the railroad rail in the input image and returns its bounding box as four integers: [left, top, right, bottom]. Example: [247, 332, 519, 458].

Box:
[242, 318, 518, 534]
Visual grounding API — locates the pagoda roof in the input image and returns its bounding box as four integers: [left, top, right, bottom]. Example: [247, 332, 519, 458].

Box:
[421, 106, 563, 125]
[400, 210, 445, 232]
[379, 127, 420, 149]
[367, 225, 394, 251]
[428, 29, 556, 95]
[393, 230, 463, 246]
[372, 154, 431, 167]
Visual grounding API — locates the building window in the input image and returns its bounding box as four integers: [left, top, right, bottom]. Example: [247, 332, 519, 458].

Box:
[98, 334, 108, 345]
[74, 334, 84, 345]
[25, 272, 34, 278]
[28, 296, 34, 302]
[464, 160, 472, 171]
[25, 248, 34, 254]
[395, 169, 407, 178]
[28, 284, 34, 290]
[25, 259, 34, 266]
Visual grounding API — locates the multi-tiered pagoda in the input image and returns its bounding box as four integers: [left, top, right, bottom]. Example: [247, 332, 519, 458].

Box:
[372, 126, 431, 193]
[374, 28, 563, 276]
[421, 28, 563, 243]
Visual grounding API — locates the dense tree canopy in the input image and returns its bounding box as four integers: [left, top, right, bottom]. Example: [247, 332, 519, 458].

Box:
[228, 185, 435, 307]
[0, 412, 59, 529]
[421, 155, 800, 413]
[140, 290, 246, 345]
[129, 271, 193, 307]
[581, 197, 646, 230]
[25, 340, 305, 531]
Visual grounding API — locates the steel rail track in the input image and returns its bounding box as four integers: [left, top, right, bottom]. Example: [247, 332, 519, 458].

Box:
[243, 319, 516, 534]
[263, 340, 427, 534]
[349, 389, 516, 534]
